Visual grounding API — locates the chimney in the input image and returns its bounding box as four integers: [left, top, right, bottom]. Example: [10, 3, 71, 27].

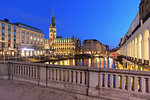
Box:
[4, 19, 9, 22]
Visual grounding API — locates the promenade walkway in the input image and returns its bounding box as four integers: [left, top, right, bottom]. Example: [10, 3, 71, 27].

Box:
[0, 80, 101, 100]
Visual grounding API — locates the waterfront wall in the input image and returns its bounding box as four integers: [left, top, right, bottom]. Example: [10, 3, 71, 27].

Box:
[0, 61, 150, 100]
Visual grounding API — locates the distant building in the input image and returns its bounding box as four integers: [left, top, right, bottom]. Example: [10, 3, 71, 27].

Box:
[0, 19, 44, 58]
[14, 23, 44, 57]
[52, 36, 81, 55]
[46, 11, 81, 56]
[83, 39, 108, 55]
[0, 19, 20, 57]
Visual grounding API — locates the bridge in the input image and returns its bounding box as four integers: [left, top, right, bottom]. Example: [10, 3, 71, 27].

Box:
[0, 60, 150, 100]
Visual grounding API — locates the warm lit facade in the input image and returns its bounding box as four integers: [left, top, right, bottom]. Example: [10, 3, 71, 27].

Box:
[49, 11, 56, 47]
[118, 0, 150, 65]
[83, 39, 108, 55]
[0, 19, 20, 58]
[45, 11, 81, 56]
[53, 36, 81, 55]
[14, 23, 44, 57]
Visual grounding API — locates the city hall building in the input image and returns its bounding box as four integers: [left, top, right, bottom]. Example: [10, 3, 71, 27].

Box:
[45, 11, 81, 56]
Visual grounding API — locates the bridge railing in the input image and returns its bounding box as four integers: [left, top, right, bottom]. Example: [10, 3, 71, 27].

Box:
[0, 60, 150, 100]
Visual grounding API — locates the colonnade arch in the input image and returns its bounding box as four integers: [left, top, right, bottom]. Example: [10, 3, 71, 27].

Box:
[138, 34, 142, 59]
[143, 29, 150, 60]
[119, 29, 150, 62]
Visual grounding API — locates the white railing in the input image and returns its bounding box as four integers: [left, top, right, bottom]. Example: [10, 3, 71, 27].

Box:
[0, 61, 150, 100]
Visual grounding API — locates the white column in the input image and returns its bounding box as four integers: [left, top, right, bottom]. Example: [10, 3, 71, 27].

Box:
[134, 76, 138, 92]
[50, 69, 52, 80]
[104, 74, 108, 88]
[110, 74, 113, 88]
[115, 75, 119, 89]
[127, 76, 131, 91]
[54, 69, 56, 80]
[57, 69, 60, 81]
[141, 76, 146, 93]
[69, 71, 71, 83]
[61, 69, 63, 81]
[121, 75, 125, 90]
[77, 71, 80, 84]
[65, 70, 68, 82]
[148, 78, 150, 93]
[73, 71, 76, 83]
[82, 71, 85, 85]
[149, 38, 150, 65]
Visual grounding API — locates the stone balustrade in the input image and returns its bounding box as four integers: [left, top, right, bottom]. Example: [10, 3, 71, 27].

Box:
[0, 60, 150, 100]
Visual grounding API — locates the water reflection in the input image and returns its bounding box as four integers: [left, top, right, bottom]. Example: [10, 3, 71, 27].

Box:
[45, 57, 150, 71]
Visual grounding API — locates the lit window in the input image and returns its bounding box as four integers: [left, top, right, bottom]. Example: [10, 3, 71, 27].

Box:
[14, 32, 16, 36]
[41, 39, 42, 41]
[34, 37, 36, 40]
[14, 27, 16, 31]
[2, 29, 4, 34]
[8, 37, 10, 41]
[2, 23, 5, 28]
[8, 25, 11, 30]
[38, 38, 39, 41]
[8, 31, 11, 35]
[31, 37, 33, 40]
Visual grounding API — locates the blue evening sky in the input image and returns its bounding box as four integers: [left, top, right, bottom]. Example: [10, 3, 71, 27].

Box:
[0, 0, 141, 49]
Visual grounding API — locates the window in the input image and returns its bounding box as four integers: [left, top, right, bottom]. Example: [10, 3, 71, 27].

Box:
[8, 31, 11, 35]
[2, 35, 4, 40]
[30, 33, 33, 35]
[14, 37, 16, 42]
[2, 29, 4, 34]
[26, 32, 29, 34]
[2, 23, 4, 28]
[22, 30, 25, 33]
[34, 34, 36, 36]
[22, 35, 24, 38]
[14, 32, 16, 36]
[14, 27, 16, 31]
[8, 37, 10, 41]
[26, 36, 28, 39]
[8, 25, 11, 30]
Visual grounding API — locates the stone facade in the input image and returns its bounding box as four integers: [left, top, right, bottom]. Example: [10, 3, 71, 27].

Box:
[83, 39, 108, 55]
[14, 23, 44, 57]
[0, 19, 20, 58]
[139, 0, 150, 22]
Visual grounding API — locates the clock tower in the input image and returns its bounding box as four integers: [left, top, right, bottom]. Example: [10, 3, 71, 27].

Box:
[49, 11, 56, 47]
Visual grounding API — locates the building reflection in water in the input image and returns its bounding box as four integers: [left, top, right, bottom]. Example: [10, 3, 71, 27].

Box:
[46, 57, 150, 71]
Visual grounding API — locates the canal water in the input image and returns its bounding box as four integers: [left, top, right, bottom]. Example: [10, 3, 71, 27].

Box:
[45, 57, 150, 71]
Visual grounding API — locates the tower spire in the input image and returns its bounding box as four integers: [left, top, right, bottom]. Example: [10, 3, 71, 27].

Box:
[50, 9, 56, 28]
